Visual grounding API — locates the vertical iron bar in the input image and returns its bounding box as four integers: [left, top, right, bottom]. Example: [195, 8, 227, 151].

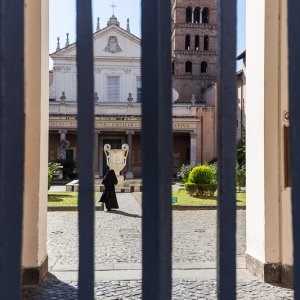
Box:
[0, 1, 25, 299]
[288, 1, 300, 298]
[141, 0, 172, 298]
[76, 0, 95, 299]
[217, 0, 237, 299]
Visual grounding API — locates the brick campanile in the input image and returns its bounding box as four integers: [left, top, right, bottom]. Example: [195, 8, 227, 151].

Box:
[171, 0, 217, 103]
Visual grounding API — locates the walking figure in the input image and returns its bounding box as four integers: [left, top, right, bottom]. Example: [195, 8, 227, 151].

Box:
[99, 169, 119, 211]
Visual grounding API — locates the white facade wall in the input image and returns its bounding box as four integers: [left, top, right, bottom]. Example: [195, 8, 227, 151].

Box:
[50, 24, 141, 103]
[246, 0, 283, 264]
[246, 0, 293, 277]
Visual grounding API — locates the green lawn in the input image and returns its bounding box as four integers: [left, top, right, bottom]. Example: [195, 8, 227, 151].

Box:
[48, 192, 99, 207]
[172, 189, 246, 206]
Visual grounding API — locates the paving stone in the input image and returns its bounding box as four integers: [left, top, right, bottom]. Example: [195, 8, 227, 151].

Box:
[47, 194, 245, 267]
[22, 279, 294, 299]
[22, 193, 294, 299]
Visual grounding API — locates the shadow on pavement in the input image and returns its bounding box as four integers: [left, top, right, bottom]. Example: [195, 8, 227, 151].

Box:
[22, 273, 77, 300]
[108, 209, 142, 219]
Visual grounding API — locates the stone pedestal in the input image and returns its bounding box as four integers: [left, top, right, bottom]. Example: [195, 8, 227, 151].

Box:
[117, 175, 125, 186]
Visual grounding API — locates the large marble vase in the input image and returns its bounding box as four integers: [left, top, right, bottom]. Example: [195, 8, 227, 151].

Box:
[104, 144, 129, 183]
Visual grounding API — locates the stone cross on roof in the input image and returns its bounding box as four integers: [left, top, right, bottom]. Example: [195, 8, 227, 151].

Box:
[110, 1, 117, 16]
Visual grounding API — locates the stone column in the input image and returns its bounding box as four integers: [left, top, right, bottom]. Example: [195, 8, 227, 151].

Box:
[190, 132, 197, 167]
[126, 130, 134, 179]
[59, 129, 67, 160]
[94, 131, 100, 178]
[192, 8, 195, 23]
[200, 9, 203, 24]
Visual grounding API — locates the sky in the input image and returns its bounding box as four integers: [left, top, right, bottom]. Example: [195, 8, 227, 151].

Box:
[49, 0, 246, 67]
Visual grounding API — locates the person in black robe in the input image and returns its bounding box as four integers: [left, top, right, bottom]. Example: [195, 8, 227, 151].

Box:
[99, 169, 119, 211]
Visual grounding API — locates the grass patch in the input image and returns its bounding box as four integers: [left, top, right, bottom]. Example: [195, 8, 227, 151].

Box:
[48, 192, 99, 207]
[172, 189, 246, 207]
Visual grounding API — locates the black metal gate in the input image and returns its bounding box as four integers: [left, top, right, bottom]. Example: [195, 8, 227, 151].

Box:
[1, 0, 300, 299]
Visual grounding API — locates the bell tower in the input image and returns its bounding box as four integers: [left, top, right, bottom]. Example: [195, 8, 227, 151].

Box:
[171, 0, 218, 103]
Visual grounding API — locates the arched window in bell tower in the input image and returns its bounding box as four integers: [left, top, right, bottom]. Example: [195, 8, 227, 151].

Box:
[194, 7, 200, 23]
[185, 35, 190, 50]
[195, 35, 200, 50]
[201, 61, 208, 73]
[202, 7, 209, 23]
[204, 35, 209, 50]
[186, 7, 192, 23]
[185, 61, 192, 73]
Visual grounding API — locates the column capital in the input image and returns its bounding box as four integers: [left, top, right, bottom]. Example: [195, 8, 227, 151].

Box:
[94, 130, 101, 135]
[126, 130, 135, 135]
[190, 131, 197, 139]
[59, 129, 67, 135]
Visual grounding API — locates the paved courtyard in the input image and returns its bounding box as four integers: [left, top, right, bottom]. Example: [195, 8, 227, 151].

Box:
[23, 193, 294, 299]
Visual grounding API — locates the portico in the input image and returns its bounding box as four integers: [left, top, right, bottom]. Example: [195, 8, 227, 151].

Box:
[48, 105, 215, 178]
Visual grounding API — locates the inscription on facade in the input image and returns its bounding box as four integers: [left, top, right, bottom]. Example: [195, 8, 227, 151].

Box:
[50, 121, 77, 128]
[95, 122, 141, 129]
[50, 118, 197, 131]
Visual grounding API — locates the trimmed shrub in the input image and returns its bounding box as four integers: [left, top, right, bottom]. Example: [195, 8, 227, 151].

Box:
[188, 165, 214, 184]
[185, 182, 217, 198]
[185, 165, 217, 198]
[184, 183, 199, 197]
[199, 183, 218, 197]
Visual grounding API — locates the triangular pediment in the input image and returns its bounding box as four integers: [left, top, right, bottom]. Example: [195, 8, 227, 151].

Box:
[50, 25, 141, 59]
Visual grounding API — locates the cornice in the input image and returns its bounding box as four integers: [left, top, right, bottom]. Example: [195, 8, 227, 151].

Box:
[173, 23, 217, 30]
[173, 74, 216, 80]
[174, 50, 217, 56]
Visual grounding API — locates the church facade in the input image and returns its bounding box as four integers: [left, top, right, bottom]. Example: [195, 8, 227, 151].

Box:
[49, 14, 216, 178]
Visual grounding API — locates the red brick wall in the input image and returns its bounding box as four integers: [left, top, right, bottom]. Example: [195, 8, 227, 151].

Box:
[172, 0, 218, 103]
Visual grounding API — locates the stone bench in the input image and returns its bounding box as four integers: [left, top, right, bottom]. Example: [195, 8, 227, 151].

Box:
[66, 180, 78, 192]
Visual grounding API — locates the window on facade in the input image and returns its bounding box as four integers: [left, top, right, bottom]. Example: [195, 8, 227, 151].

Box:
[107, 76, 120, 102]
[137, 77, 142, 103]
[185, 35, 190, 50]
[202, 7, 209, 23]
[185, 61, 192, 73]
[194, 7, 200, 23]
[186, 7, 192, 23]
[195, 35, 200, 50]
[201, 61, 208, 73]
[204, 35, 209, 50]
